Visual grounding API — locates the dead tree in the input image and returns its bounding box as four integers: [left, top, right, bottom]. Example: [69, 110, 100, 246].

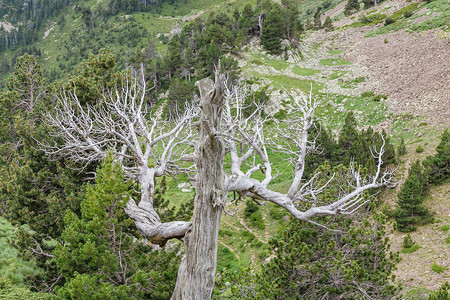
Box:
[42, 69, 395, 300]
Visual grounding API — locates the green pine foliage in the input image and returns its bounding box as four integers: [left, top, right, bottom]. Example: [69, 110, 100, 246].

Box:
[62, 49, 124, 106]
[0, 278, 55, 300]
[236, 163, 399, 299]
[394, 161, 433, 232]
[0, 218, 42, 286]
[423, 130, 450, 184]
[54, 154, 180, 299]
[323, 16, 334, 31]
[398, 137, 407, 156]
[428, 282, 450, 300]
[260, 4, 285, 55]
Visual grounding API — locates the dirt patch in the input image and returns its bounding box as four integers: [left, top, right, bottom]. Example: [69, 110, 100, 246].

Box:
[349, 29, 450, 127]
[389, 183, 450, 292]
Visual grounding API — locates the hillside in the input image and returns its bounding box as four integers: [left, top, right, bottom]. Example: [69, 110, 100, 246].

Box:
[0, 0, 449, 298]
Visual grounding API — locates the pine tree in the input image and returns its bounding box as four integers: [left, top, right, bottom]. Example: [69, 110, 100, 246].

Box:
[237, 163, 399, 299]
[398, 137, 407, 156]
[323, 16, 334, 31]
[260, 5, 285, 55]
[54, 154, 180, 299]
[394, 161, 433, 232]
[423, 130, 449, 184]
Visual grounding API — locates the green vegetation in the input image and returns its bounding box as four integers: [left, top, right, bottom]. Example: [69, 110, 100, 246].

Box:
[339, 76, 365, 88]
[390, 3, 420, 21]
[366, 0, 449, 37]
[400, 244, 421, 254]
[327, 49, 343, 55]
[394, 161, 433, 232]
[423, 130, 450, 184]
[236, 164, 399, 299]
[54, 155, 180, 299]
[398, 137, 407, 156]
[416, 145, 425, 153]
[320, 58, 352, 66]
[431, 263, 447, 274]
[292, 66, 321, 76]
[428, 283, 450, 300]
[361, 91, 375, 98]
[329, 70, 348, 79]
[441, 225, 450, 232]
[400, 233, 421, 253]
[348, 12, 386, 27]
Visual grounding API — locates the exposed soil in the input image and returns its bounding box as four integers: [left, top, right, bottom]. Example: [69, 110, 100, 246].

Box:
[309, 2, 450, 128]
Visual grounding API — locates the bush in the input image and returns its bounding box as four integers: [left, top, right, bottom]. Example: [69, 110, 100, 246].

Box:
[398, 137, 407, 156]
[403, 233, 415, 249]
[403, 10, 413, 18]
[244, 200, 259, 218]
[400, 244, 421, 254]
[446, 236, 450, 244]
[416, 145, 424, 153]
[249, 212, 266, 230]
[361, 91, 375, 98]
[431, 263, 447, 274]
[373, 94, 388, 101]
[428, 282, 449, 300]
[385, 17, 395, 25]
[269, 206, 284, 220]
[441, 225, 450, 232]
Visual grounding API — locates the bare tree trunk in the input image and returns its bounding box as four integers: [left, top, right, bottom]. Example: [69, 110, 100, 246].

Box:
[172, 74, 226, 299]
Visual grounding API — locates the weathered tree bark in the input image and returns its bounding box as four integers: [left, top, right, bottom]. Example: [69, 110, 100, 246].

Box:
[172, 74, 226, 299]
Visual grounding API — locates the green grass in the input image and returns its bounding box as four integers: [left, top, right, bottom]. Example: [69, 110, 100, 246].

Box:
[262, 74, 322, 93]
[441, 225, 450, 232]
[366, 0, 449, 37]
[292, 66, 321, 76]
[347, 13, 386, 28]
[315, 93, 391, 128]
[339, 76, 365, 88]
[431, 263, 447, 274]
[329, 70, 348, 80]
[320, 58, 352, 66]
[249, 52, 290, 70]
[327, 49, 343, 55]
[400, 244, 421, 254]
[390, 2, 420, 21]
[446, 236, 450, 244]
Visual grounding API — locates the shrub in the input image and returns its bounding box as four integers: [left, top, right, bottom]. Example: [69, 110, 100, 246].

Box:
[249, 211, 266, 230]
[400, 244, 421, 254]
[403, 233, 415, 249]
[431, 263, 447, 274]
[403, 10, 413, 18]
[428, 282, 449, 300]
[361, 91, 375, 98]
[269, 206, 284, 220]
[373, 94, 388, 101]
[446, 236, 450, 244]
[441, 225, 450, 232]
[244, 200, 259, 218]
[416, 145, 424, 153]
[398, 137, 407, 156]
[385, 17, 395, 25]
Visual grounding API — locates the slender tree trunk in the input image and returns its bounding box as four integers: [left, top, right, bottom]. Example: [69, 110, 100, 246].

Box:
[172, 75, 226, 299]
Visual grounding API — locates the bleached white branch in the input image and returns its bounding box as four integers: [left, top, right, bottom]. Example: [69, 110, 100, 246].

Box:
[39, 67, 197, 246]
